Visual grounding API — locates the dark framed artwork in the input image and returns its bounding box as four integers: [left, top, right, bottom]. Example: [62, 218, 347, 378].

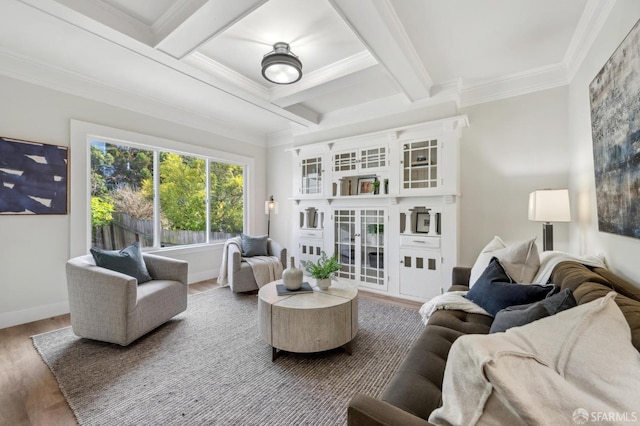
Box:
[589, 18, 640, 239]
[416, 212, 430, 233]
[0, 136, 69, 214]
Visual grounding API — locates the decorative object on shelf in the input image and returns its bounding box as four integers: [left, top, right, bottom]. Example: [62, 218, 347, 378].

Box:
[282, 256, 303, 290]
[301, 251, 341, 290]
[384, 178, 389, 195]
[261, 42, 302, 84]
[528, 189, 571, 251]
[368, 252, 384, 269]
[358, 177, 375, 194]
[589, 18, 640, 240]
[416, 211, 431, 233]
[0, 136, 69, 215]
[373, 178, 380, 195]
[265, 195, 278, 236]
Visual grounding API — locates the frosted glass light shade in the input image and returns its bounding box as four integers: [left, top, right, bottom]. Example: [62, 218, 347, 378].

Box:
[528, 189, 571, 222]
[261, 42, 302, 84]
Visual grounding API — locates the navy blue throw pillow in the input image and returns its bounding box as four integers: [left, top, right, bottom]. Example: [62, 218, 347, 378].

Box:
[90, 242, 152, 284]
[490, 288, 577, 333]
[465, 257, 556, 316]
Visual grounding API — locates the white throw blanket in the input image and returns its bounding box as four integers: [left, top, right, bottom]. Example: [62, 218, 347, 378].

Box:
[531, 251, 606, 285]
[428, 293, 640, 425]
[217, 238, 282, 287]
[419, 291, 491, 324]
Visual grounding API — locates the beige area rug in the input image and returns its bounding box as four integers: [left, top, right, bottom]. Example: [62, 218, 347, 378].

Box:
[32, 287, 423, 425]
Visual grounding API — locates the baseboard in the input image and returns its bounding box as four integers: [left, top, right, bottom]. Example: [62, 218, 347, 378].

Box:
[1, 271, 220, 330]
[0, 300, 69, 330]
[189, 268, 218, 284]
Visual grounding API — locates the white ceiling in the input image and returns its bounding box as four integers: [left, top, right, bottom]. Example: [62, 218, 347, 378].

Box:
[0, 0, 614, 145]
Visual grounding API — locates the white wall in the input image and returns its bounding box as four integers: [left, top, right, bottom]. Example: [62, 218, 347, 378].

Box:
[0, 75, 268, 329]
[266, 140, 296, 258]
[568, 0, 640, 285]
[458, 87, 571, 266]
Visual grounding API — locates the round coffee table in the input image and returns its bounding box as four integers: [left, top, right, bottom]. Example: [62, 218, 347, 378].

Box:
[258, 279, 358, 361]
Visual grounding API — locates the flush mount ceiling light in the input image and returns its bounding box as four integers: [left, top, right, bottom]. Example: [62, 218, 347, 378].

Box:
[261, 42, 302, 84]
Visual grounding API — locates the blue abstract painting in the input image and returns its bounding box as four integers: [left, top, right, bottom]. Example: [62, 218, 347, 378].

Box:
[589, 19, 640, 239]
[0, 136, 68, 214]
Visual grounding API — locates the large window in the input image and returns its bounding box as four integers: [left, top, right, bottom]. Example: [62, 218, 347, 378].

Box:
[90, 140, 244, 250]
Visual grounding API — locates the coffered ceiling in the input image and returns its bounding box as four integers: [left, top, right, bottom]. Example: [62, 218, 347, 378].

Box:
[0, 0, 614, 145]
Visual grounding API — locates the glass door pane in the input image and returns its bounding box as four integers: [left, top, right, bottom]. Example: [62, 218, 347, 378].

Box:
[361, 209, 385, 286]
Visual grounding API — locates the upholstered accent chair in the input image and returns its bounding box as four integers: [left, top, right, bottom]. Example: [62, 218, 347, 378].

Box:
[223, 237, 287, 292]
[66, 253, 188, 346]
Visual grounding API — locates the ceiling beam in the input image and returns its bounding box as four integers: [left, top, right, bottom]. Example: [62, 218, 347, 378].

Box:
[329, 0, 432, 102]
[155, 0, 268, 59]
[269, 51, 377, 107]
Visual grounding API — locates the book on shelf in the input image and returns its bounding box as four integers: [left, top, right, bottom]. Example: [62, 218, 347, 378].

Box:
[276, 281, 314, 296]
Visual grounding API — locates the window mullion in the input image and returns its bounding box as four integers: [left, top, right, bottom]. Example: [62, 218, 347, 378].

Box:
[205, 160, 211, 244]
[153, 151, 161, 248]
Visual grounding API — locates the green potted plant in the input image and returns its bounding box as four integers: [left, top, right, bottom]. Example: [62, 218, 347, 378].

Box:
[373, 179, 380, 195]
[366, 223, 384, 245]
[300, 251, 341, 290]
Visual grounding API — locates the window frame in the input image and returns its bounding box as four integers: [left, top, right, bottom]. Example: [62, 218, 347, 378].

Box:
[71, 120, 253, 257]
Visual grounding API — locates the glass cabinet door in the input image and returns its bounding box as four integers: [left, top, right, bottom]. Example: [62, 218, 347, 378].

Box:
[333, 151, 357, 173]
[359, 146, 387, 171]
[361, 209, 385, 286]
[301, 156, 322, 195]
[402, 140, 438, 190]
[334, 209, 356, 281]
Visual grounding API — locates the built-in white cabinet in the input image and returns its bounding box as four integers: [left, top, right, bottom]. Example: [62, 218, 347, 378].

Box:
[401, 139, 439, 192]
[298, 207, 324, 266]
[288, 115, 468, 302]
[333, 145, 388, 175]
[300, 156, 323, 196]
[334, 208, 386, 290]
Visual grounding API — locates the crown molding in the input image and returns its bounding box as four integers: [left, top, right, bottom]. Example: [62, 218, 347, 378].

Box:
[269, 50, 377, 104]
[564, 0, 617, 81]
[460, 63, 568, 107]
[185, 52, 269, 100]
[0, 47, 267, 146]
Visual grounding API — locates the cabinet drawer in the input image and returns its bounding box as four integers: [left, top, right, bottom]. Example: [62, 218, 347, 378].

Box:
[400, 235, 440, 249]
[300, 229, 323, 239]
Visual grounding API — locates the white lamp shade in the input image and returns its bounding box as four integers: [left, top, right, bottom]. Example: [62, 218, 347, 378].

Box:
[528, 189, 571, 222]
[265, 199, 278, 215]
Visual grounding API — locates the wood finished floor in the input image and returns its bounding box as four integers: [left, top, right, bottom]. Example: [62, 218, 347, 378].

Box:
[0, 280, 421, 426]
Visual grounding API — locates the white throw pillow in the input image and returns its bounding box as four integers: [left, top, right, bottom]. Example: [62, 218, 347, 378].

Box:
[429, 293, 640, 426]
[469, 236, 540, 286]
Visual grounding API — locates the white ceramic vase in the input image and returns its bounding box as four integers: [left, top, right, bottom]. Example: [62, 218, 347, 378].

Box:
[316, 277, 331, 290]
[282, 256, 303, 290]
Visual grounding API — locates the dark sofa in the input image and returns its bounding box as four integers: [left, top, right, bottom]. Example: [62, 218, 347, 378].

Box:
[347, 261, 640, 426]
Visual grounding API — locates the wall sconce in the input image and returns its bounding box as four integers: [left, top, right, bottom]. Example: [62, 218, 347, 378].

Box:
[265, 195, 278, 236]
[528, 189, 571, 251]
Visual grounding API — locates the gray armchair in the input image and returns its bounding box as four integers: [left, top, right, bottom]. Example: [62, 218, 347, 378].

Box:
[65, 253, 188, 346]
[227, 238, 287, 292]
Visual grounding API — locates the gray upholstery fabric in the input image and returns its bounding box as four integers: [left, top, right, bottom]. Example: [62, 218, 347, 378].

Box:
[66, 253, 188, 346]
[90, 242, 152, 283]
[240, 233, 269, 257]
[227, 238, 286, 292]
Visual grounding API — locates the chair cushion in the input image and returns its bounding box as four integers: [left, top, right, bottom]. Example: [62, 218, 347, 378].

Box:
[241, 233, 268, 257]
[90, 242, 152, 283]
